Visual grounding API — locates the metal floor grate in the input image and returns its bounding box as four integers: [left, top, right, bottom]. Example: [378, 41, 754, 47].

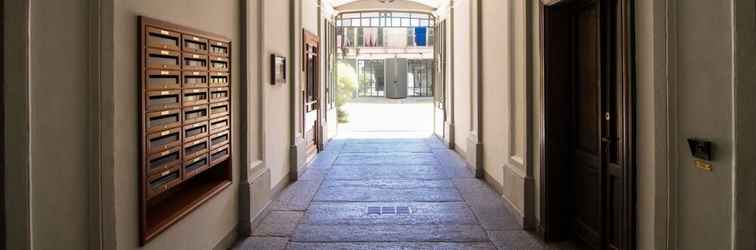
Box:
[367, 206, 412, 215]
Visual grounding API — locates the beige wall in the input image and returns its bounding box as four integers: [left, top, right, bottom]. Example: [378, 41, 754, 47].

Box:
[111, 0, 241, 249]
[452, 0, 472, 154]
[26, 0, 92, 249]
[673, 0, 734, 248]
[733, 0, 756, 249]
[480, 0, 509, 192]
[263, 0, 294, 190]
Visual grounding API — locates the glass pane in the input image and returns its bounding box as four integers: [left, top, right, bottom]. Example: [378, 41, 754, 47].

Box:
[391, 18, 401, 27]
[410, 18, 419, 27]
[401, 18, 410, 27]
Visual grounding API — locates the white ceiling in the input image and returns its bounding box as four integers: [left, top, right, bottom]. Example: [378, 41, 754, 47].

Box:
[328, 0, 445, 9]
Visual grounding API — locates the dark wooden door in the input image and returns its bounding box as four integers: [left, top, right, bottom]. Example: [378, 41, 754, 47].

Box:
[541, 0, 635, 249]
[572, 2, 603, 248]
[303, 30, 321, 163]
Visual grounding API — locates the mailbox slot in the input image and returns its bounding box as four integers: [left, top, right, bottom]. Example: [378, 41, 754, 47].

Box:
[183, 154, 209, 179]
[147, 127, 181, 154]
[209, 117, 230, 134]
[146, 27, 180, 50]
[183, 121, 208, 143]
[183, 105, 208, 124]
[210, 130, 230, 149]
[146, 49, 180, 70]
[183, 137, 208, 160]
[209, 56, 229, 72]
[209, 40, 230, 57]
[145, 70, 180, 90]
[182, 88, 208, 107]
[183, 71, 208, 89]
[146, 90, 181, 111]
[146, 109, 181, 133]
[146, 168, 181, 199]
[210, 102, 230, 118]
[182, 53, 208, 71]
[182, 34, 208, 54]
[209, 72, 229, 87]
[209, 87, 230, 103]
[146, 147, 181, 176]
[210, 145, 230, 166]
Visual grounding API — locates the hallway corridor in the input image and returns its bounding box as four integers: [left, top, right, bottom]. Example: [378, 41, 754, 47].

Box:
[235, 134, 576, 249]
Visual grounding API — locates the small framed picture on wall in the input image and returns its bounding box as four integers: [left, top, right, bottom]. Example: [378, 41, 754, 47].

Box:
[271, 54, 286, 85]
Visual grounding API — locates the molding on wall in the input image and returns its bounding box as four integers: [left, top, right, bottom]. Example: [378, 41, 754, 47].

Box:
[4, 0, 32, 249]
[523, 0, 536, 233]
[732, 0, 756, 248]
[465, 133, 484, 178]
[444, 122, 455, 149]
[88, 0, 115, 249]
[665, 0, 678, 248]
[289, 137, 306, 181]
[448, 0, 455, 149]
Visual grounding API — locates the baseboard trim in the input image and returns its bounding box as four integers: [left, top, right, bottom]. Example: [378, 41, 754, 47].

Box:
[248, 171, 291, 235]
[445, 122, 455, 149]
[213, 227, 238, 250]
[500, 189, 526, 228]
[289, 137, 306, 181]
[482, 169, 504, 194]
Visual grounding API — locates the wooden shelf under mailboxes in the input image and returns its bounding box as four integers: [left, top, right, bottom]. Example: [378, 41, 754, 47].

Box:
[139, 16, 232, 246]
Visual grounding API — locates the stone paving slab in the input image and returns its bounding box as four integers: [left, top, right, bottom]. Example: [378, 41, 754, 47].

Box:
[287, 242, 497, 250]
[425, 136, 450, 149]
[302, 202, 478, 225]
[270, 180, 322, 211]
[308, 150, 341, 169]
[298, 168, 329, 181]
[252, 211, 304, 237]
[453, 179, 521, 231]
[432, 150, 476, 178]
[344, 138, 430, 144]
[313, 180, 463, 202]
[292, 225, 489, 242]
[340, 143, 432, 153]
[487, 231, 584, 250]
[233, 237, 289, 250]
[326, 164, 447, 180]
[334, 153, 438, 165]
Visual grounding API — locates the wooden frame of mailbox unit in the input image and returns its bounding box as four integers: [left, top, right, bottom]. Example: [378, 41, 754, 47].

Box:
[138, 16, 232, 245]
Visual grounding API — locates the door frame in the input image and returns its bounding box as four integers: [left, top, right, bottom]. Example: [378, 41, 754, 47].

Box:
[302, 30, 322, 151]
[537, 0, 637, 248]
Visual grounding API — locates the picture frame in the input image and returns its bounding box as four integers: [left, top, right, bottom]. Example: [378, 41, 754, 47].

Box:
[271, 54, 286, 85]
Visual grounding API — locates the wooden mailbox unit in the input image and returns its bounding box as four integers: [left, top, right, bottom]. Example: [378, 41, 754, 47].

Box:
[139, 16, 232, 245]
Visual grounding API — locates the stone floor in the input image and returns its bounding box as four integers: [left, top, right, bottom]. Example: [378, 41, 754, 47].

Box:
[234, 134, 581, 250]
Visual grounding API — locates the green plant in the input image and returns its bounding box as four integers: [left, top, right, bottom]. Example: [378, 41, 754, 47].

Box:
[336, 62, 357, 123]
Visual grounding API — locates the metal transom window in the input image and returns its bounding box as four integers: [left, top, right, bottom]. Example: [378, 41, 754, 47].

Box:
[336, 11, 435, 49]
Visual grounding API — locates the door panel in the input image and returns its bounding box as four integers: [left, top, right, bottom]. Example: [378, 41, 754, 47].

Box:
[542, 0, 635, 249]
[572, 2, 602, 248]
